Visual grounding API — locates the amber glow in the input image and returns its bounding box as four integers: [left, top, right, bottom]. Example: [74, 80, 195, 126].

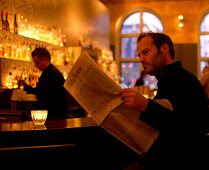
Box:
[177, 15, 184, 28]
[31, 110, 48, 125]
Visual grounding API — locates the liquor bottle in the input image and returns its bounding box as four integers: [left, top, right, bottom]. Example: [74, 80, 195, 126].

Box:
[0, 11, 6, 30]
[6, 72, 13, 89]
[30, 70, 37, 88]
[25, 68, 30, 85]
[0, 11, 3, 30]
[11, 44, 17, 58]
[5, 12, 10, 31]
[4, 43, 12, 58]
[13, 14, 18, 34]
[0, 44, 4, 57]
[25, 43, 31, 61]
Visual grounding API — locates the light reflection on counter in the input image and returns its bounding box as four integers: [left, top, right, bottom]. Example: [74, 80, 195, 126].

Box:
[33, 124, 47, 130]
[1, 121, 34, 131]
[0, 117, 98, 132]
[66, 118, 82, 127]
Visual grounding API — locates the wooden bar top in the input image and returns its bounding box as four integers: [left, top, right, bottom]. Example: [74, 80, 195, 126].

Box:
[0, 117, 98, 132]
[0, 117, 145, 168]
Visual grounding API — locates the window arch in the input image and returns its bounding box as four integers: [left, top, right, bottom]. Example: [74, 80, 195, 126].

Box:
[199, 11, 209, 77]
[116, 8, 163, 89]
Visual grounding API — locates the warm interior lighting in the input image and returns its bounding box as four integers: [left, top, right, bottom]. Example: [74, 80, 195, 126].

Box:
[143, 94, 149, 99]
[153, 89, 157, 96]
[178, 15, 184, 20]
[31, 110, 48, 125]
[34, 124, 47, 130]
[177, 15, 184, 28]
[178, 22, 184, 28]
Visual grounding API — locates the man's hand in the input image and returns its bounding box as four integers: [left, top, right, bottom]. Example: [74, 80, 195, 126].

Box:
[119, 88, 149, 112]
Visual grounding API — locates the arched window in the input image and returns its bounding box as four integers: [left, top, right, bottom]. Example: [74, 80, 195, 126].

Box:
[199, 12, 209, 76]
[116, 8, 163, 89]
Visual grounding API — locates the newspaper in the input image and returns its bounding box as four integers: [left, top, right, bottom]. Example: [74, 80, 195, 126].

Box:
[64, 52, 159, 155]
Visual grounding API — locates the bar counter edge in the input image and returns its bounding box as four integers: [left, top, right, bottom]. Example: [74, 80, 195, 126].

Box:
[0, 118, 139, 168]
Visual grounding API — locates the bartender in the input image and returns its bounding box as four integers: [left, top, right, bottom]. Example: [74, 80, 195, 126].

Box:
[19, 48, 68, 120]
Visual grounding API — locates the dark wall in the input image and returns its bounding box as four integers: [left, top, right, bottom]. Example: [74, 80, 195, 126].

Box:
[174, 44, 198, 77]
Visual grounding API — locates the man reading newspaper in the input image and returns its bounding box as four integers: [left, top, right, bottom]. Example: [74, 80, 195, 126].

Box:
[64, 33, 208, 169]
[119, 33, 208, 169]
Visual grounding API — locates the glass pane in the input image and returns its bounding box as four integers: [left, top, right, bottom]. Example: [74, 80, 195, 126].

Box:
[142, 12, 163, 33]
[120, 62, 140, 88]
[121, 37, 138, 58]
[121, 12, 140, 34]
[200, 35, 209, 57]
[143, 75, 158, 90]
[200, 60, 209, 76]
[200, 13, 209, 32]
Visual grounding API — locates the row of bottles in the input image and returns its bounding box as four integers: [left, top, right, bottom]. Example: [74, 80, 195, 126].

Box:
[0, 10, 67, 89]
[0, 42, 32, 61]
[0, 11, 64, 46]
[0, 11, 18, 34]
[2, 46, 118, 88]
[18, 18, 64, 47]
[78, 36, 119, 83]
[5, 67, 40, 89]
[1, 45, 74, 89]
[97, 49, 119, 84]
[0, 41, 69, 66]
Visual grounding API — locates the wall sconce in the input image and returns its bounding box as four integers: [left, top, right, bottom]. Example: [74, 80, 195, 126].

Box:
[178, 15, 184, 28]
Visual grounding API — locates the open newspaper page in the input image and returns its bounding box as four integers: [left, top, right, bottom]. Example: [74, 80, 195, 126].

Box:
[100, 104, 159, 155]
[64, 52, 159, 155]
[64, 52, 122, 124]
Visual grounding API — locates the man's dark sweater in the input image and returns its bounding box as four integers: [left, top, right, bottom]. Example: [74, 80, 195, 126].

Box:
[25, 64, 68, 120]
[139, 62, 209, 169]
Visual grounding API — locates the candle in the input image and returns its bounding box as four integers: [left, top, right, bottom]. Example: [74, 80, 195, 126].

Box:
[31, 110, 48, 125]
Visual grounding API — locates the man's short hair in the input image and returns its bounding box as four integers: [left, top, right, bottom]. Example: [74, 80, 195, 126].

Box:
[137, 32, 175, 59]
[32, 48, 51, 61]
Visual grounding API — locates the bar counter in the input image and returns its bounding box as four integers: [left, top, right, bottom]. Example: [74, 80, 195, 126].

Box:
[0, 117, 98, 131]
[0, 117, 139, 168]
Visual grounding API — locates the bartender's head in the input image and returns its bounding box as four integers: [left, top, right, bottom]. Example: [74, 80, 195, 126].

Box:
[137, 32, 175, 75]
[32, 48, 51, 71]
